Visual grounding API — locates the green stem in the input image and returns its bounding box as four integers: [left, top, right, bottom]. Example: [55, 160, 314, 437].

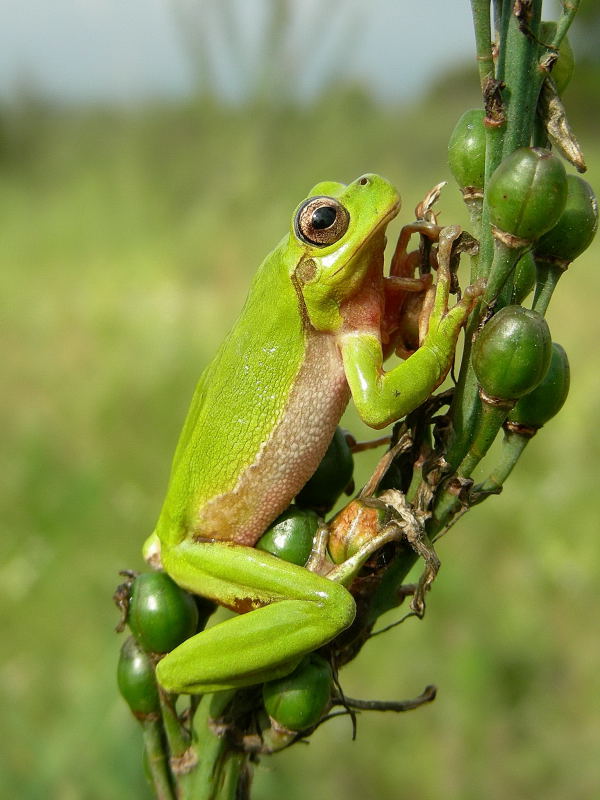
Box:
[549, 0, 581, 52]
[219, 752, 249, 800]
[447, 4, 505, 468]
[369, 402, 526, 622]
[464, 195, 484, 251]
[470, 0, 494, 91]
[141, 718, 176, 800]
[432, 398, 513, 534]
[476, 429, 531, 495]
[445, 314, 482, 472]
[159, 691, 190, 756]
[474, 3, 507, 284]
[528, 2, 580, 151]
[501, 3, 542, 157]
[188, 691, 248, 800]
[448, 0, 544, 471]
[494, 0, 511, 82]
[483, 238, 528, 306]
[532, 261, 564, 315]
[457, 401, 513, 477]
[157, 690, 198, 800]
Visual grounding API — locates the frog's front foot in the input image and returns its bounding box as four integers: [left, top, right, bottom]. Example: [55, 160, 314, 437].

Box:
[376, 489, 439, 617]
[423, 226, 484, 344]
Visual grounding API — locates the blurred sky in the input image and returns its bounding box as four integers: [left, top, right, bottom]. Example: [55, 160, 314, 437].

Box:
[0, 0, 475, 104]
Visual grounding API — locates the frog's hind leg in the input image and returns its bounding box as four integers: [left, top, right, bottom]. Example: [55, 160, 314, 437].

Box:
[156, 540, 355, 694]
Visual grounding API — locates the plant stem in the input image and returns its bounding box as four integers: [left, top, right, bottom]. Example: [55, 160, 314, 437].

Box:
[157, 690, 199, 800]
[470, 0, 494, 91]
[219, 752, 249, 800]
[483, 238, 528, 307]
[448, 0, 544, 472]
[431, 398, 513, 534]
[501, 3, 542, 157]
[188, 691, 248, 800]
[456, 400, 513, 478]
[142, 718, 176, 800]
[532, 261, 564, 314]
[159, 690, 190, 757]
[476, 428, 531, 495]
[549, 0, 581, 52]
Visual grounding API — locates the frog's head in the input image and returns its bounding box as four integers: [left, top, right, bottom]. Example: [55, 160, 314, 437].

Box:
[288, 173, 400, 332]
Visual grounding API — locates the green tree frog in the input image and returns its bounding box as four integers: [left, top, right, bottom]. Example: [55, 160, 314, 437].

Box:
[144, 174, 478, 694]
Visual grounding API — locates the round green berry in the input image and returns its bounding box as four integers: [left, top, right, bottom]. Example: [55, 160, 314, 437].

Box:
[256, 507, 319, 566]
[117, 636, 160, 717]
[487, 148, 567, 242]
[127, 572, 199, 654]
[535, 175, 598, 265]
[473, 305, 552, 401]
[263, 654, 333, 732]
[448, 108, 486, 191]
[508, 342, 570, 429]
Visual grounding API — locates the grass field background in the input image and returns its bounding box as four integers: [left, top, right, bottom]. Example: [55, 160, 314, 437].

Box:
[2, 75, 599, 798]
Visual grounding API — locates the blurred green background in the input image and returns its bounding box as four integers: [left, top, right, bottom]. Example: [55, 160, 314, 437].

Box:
[2, 3, 600, 798]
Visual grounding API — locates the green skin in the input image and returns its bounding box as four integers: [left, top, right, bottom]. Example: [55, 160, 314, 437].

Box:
[144, 174, 476, 694]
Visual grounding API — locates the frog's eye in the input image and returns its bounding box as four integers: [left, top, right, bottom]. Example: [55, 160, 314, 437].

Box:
[294, 196, 350, 247]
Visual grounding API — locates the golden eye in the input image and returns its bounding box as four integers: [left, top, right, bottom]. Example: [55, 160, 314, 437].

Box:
[294, 196, 350, 247]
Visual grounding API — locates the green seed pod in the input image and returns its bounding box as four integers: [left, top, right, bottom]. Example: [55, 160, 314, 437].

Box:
[448, 108, 486, 192]
[487, 147, 567, 242]
[473, 305, 552, 401]
[128, 572, 199, 654]
[263, 654, 333, 732]
[511, 251, 537, 304]
[295, 426, 354, 512]
[256, 506, 319, 566]
[328, 498, 384, 563]
[508, 342, 570, 429]
[539, 21, 575, 95]
[117, 636, 161, 717]
[534, 175, 598, 265]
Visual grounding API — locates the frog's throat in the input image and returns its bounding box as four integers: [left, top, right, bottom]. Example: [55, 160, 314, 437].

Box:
[193, 330, 350, 546]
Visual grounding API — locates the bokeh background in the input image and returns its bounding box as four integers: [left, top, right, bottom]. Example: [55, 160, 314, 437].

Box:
[2, 1, 599, 798]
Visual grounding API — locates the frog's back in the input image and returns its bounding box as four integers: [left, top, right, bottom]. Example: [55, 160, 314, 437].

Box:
[156, 245, 349, 547]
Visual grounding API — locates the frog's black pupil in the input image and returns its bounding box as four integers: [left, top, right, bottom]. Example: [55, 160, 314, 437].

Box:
[311, 205, 337, 230]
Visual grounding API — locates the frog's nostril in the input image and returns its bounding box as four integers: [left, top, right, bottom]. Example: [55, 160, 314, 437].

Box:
[359, 177, 369, 186]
